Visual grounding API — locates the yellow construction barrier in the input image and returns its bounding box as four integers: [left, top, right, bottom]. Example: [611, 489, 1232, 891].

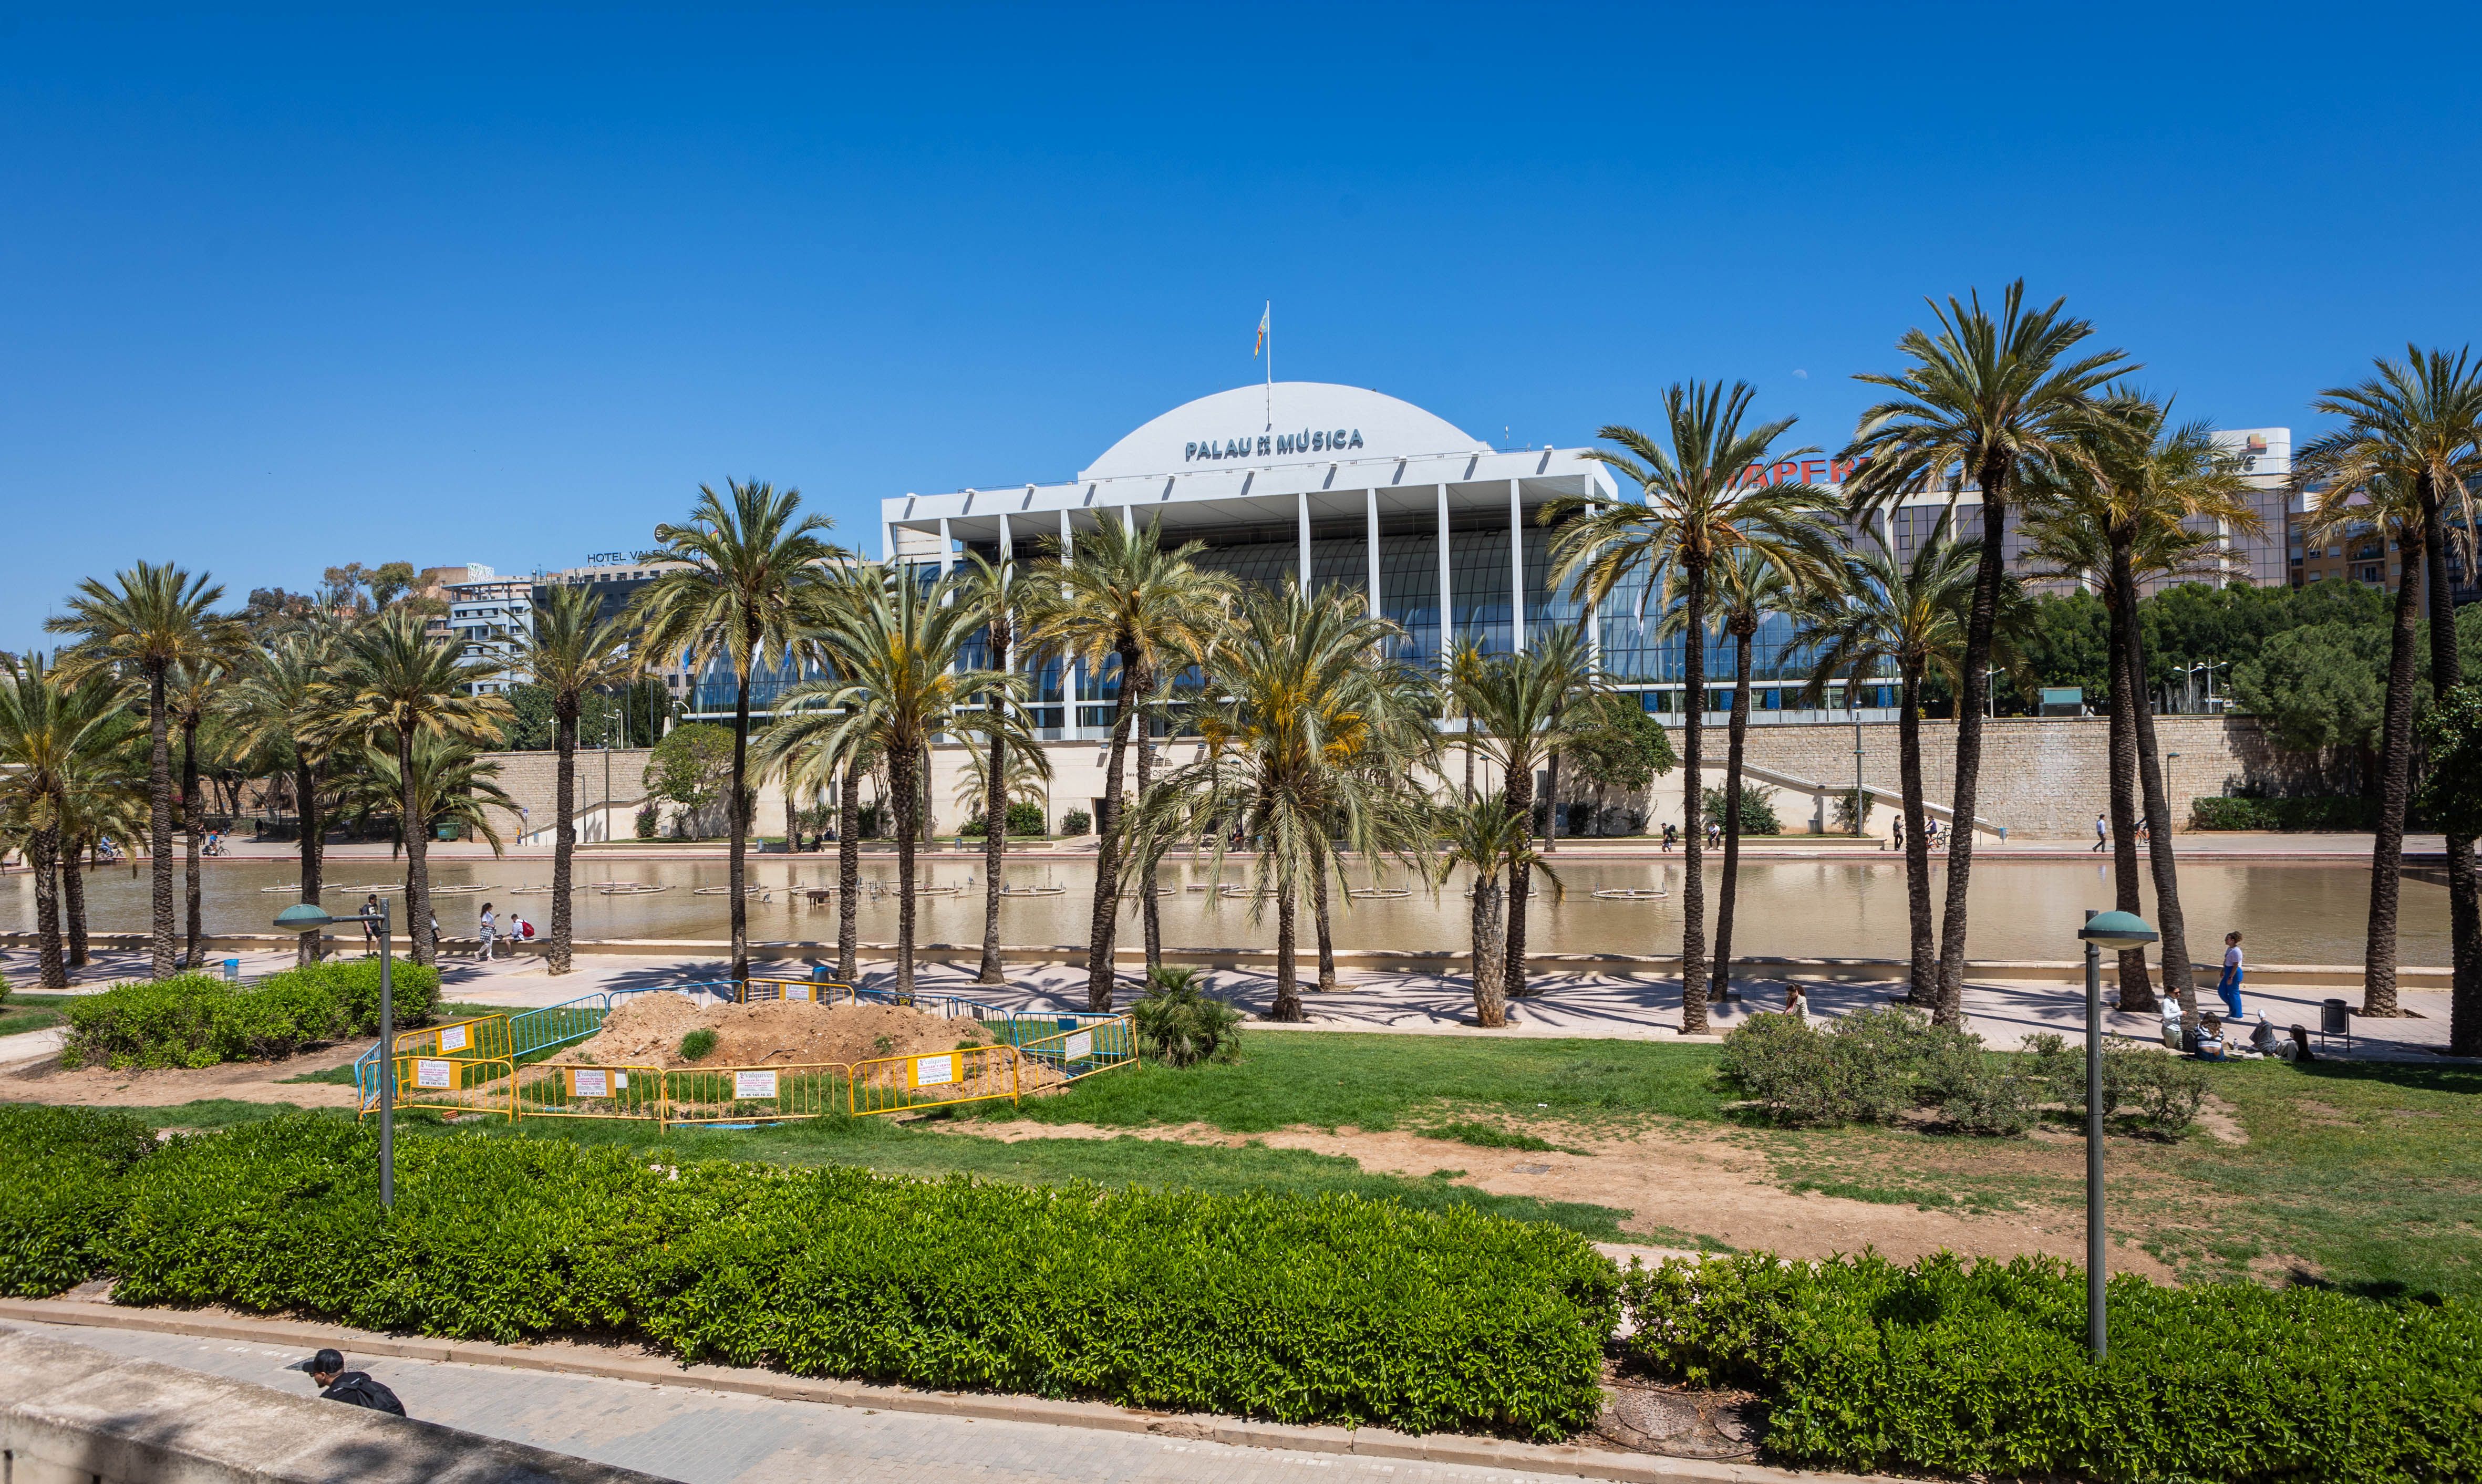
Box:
[384, 1054, 515, 1121]
[516, 1062, 666, 1122]
[850, 1043, 1020, 1117]
[395, 1012, 511, 1062]
[663, 1062, 851, 1126]
[1016, 1016, 1139, 1085]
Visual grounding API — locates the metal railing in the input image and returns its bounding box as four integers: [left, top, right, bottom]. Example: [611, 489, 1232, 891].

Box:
[387, 1054, 515, 1121]
[664, 1062, 853, 1126]
[850, 1043, 1022, 1118]
[515, 1061, 666, 1122]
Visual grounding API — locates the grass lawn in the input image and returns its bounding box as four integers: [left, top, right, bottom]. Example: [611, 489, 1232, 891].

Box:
[0, 993, 73, 1038]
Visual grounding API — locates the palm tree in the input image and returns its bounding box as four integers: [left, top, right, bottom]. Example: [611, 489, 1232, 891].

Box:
[1794, 523, 2029, 1018]
[2020, 396, 2259, 1022]
[316, 610, 511, 965]
[1024, 513, 1234, 1009]
[162, 658, 229, 970]
[2301, 348, 2482, 1051]
[225, 631, 340, 965]
[0, 655, 130, 987]
[2298, 472, 2431, 1017]
[1658, 545, 1830, 1003]
[340, 734, 520, 860]
[956, 553, 1049, 986]
[46, 563, 245, 977]
[1132, 586, 1433, 1021]
[629, 479, 841, 982]
[1449, 641, 1583, 1003]
[1552, 382, 1840, 1033]
[1446, 637, 1491, 803]
[766, 569, 1017, 998]
[514, 585, 635, 976]
[57, 740, 146, 970]
[1434, 795, 1560, 1028]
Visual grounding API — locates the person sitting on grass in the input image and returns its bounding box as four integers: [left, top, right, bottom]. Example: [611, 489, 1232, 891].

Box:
[289, 1348, 405, 1416]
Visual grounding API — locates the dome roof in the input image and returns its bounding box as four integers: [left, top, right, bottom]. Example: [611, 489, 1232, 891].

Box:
[1079, 382, 1484, 481]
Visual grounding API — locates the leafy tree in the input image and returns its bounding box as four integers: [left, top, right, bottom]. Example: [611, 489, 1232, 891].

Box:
[1999, 591, 2108, 710]
[1701, 785, 1781, 835]
[1843, 282, 2133, 1013]
[1565, 692, 1674, 833]
[644, 722, 736, 835]
[1554, 380, 1838, 1033]
[2227, 624, 2391, 769]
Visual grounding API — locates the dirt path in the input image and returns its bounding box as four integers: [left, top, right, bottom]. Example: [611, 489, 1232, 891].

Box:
[0, 1041, 363, 1109]
[956, 1116, 2177, 1278]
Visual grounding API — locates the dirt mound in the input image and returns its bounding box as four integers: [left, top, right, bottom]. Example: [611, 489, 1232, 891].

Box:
[558, 994, 1002, 1070]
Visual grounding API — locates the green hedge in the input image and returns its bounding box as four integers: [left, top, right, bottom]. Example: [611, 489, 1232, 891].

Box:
[61, 959, 441, 1070]
[0, 1105, 156, 1296]
[30, 1112, 1613, 1438]
[1621, 1252, 2482, 1481]
[2191, 795, 2378, 831]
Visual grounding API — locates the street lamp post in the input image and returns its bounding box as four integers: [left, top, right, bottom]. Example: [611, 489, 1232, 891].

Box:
[2076, 907, 2158, 1360]
[276, 899, 394, 1208]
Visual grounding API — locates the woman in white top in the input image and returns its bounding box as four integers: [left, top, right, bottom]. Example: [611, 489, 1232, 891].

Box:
[2216, 931, 2245, 1019]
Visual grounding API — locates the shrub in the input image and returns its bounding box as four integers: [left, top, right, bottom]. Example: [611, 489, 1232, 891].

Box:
[679, 1029, 718, 1062]
[1128, 966, 1243, 1068]
[79, 1116, 1616, 1438]
[1723, 1006, 2033, 1132]
[2190, 794, 2376, 831]
[1059, 807, 1093, 836]
[1702, 784, 1781, 836]
[1006, 800, 1046, 836]
[1620, 1251, 2482, 1480]
[0, 1105, 156, 1296]
[2121, 1054, 2210, 1137]
[635, 806, 658, 840]
[58, 959, 441, 1070]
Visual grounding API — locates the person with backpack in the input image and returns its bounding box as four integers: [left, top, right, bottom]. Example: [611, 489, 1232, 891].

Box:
[290, 1348, 405, 1416]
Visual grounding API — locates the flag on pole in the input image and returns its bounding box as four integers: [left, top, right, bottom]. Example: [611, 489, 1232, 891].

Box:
[1255, 303, 1269, 358]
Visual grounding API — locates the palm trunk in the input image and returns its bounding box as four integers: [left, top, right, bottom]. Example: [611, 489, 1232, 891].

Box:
[1502, 748, 1535, 1002]
[1710, 626, 1753, 1002]
[1271, 881, 1302, 1022]
[2119, 538, 2196, 1019]
[147, 662, 174, 978]
[892, 741, 919, 999]
[1462, 707, 1475, 802]
[65, 836, 89, 969]
[1680, 561, 1710, 1032]
[1932, 464, 2009, 1024]
[728, 664, 751, 983]
[979, 619, 1012, 986]
[401, 728, 433, 966]
[1083, 646, 1140, 1010]
[182, 719, 203, 970]
[1312, 850, 1337, 992]
[1544, 746, 1563, 852]
[296, 761, 324, 966]
[2420, 484, 2481, 1054]
[33, 826, 65, 988]
[2105, 568, 2157, 1011]
[836, 759, 861, 983]
[550, 703, 577, 975]
[1137, 694, 1164, 971]
[1471, 874, 1506, 1028]
[1899, 664, 1935, 1005]
[2363, 534, 2424, 1016]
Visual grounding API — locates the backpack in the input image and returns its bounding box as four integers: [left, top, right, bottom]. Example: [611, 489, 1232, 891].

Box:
[320, 1372, 406, 1416]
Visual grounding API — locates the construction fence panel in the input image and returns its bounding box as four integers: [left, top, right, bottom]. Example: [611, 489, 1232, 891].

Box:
[850, 1043, 1021, 1118]
[739, 978, 852, 1004]
[663, 1062, 851, 1127]
[395, 1013, 511, 1062]
[508, 995, 609, 1060]
[384, 1054, 516, 1121]
[1015, 1016, 1139, 1085]
[516, 1062, 666, 1122]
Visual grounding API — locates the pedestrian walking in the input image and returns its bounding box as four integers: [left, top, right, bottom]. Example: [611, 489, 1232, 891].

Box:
[2093, 812, 2108, 852]
[2217, 931, 2246, 1020]
[477, 901, 497, 961]
[1661, 822, 1677, 852]
[360, 894, 382, 953]
[289, 1348, 405, 1416]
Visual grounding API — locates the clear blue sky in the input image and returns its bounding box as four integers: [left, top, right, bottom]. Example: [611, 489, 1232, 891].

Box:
[6, 4, 2477, 647]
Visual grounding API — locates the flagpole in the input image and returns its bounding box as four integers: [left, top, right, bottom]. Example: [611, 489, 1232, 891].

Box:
[1264, 300, 1273, 431]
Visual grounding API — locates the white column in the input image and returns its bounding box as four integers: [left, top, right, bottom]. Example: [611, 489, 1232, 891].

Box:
[1583, 501, 1601, 670]
[936, 518, 954, 580]
[1435, 484, 1453, 673]
[1297, 491, 1313, 596]
[1508, 479, 1526, 653]
[1060, 510, 1080, 736]
[1365, 489, 1382, 619]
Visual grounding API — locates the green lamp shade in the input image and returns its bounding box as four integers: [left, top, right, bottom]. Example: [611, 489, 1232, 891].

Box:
[273, 903, 337, 932]
[2078, 909, 2159, 950]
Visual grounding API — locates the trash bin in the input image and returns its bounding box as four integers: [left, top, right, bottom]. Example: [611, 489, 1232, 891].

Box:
[2321, 999, 2351, 1035]
[223, 958, 240, 982]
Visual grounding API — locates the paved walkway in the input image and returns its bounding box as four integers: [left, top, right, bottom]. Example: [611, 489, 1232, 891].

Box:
[2, 1319, 1670, 1484]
